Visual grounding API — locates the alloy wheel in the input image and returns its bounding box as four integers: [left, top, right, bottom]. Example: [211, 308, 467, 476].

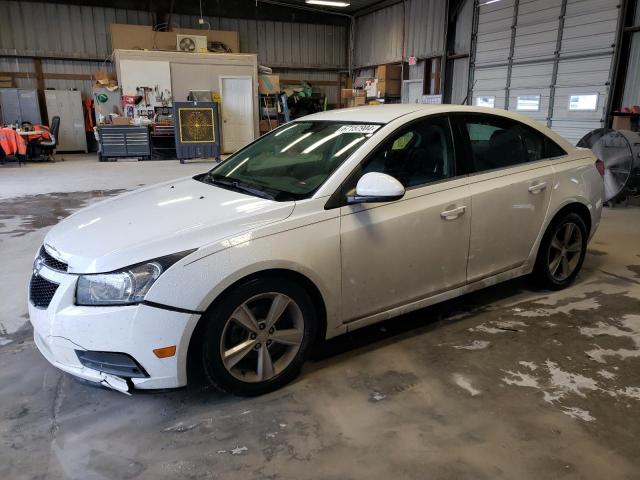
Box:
[219, 292, 304, 383]
[548, 222, 583, 282]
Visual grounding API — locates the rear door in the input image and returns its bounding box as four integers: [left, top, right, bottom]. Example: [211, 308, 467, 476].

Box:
[338, 115, 471, 322]
[453, 114, 566, 282]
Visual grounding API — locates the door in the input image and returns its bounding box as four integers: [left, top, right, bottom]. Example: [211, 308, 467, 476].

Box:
[219, 76, 254, 153]
[454, 114, 563, 282]
[339, 116, 471, 322]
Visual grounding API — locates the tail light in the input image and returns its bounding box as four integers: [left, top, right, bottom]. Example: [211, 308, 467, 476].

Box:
[595, 159, 605, 177]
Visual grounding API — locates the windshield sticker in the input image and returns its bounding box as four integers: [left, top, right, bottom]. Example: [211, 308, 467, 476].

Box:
[337, 125, 381, 134]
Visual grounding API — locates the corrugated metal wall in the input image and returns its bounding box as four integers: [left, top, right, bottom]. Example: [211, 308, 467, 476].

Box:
[451, 0, 473, 104]
[0, 1, 346, 100]
[353, 0, 446, 68]
[622, 4, 640, 107]
[0, 1, 347, 68]
[469, 0, 621, 144]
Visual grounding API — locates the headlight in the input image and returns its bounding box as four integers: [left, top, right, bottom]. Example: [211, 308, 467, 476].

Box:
[75, 250, 195, 306]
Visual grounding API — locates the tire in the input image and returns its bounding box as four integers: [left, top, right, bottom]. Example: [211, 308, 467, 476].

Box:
[199, 277, 317, 396]
[533, 212, 588, 290]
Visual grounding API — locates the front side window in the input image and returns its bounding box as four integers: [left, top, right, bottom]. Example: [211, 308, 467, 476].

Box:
[462, 115, 565, 172]
[201, 122, 381, 200]
[358, 116, 454, 188]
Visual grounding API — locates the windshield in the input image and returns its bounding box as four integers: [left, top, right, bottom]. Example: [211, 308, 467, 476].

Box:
[199, 121, 381, 200]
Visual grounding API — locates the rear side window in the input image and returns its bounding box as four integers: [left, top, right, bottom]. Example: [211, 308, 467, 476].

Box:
[462, 115, 566, 172]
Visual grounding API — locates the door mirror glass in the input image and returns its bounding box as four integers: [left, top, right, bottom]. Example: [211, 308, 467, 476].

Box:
[348, 172, 405, 204]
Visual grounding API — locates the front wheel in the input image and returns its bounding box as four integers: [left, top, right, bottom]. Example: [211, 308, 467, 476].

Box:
[200, 277, 317, 396]
[533, 212, 588, 290]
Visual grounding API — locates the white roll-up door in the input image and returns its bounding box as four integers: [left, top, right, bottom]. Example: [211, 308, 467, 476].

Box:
[469, 0, 621, 145]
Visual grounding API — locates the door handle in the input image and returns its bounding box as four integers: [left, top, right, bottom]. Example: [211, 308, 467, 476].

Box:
[440, 205, 466, 220]
[528, 182, 547, 194]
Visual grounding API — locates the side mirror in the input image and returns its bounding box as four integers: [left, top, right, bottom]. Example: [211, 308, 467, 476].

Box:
[347, 172, 405, 204]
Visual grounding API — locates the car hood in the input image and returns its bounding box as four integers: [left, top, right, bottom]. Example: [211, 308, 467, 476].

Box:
[44, 177, 295, 273]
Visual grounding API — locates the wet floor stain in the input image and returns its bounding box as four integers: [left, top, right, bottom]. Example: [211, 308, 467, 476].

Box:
[0, 189, 126, 237]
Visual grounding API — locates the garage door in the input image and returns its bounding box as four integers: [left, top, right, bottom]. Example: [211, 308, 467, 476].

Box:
[469, 0, 620, 145]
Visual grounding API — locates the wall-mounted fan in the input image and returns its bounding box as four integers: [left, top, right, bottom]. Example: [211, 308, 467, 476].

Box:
[577, 129, 640, 202]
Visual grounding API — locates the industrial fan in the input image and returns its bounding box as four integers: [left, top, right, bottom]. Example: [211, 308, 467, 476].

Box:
[173, 101, 221, 162]
[577, 129, 640, 202]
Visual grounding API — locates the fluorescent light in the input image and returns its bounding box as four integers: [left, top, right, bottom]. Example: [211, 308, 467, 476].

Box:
[480, 0, 501, 4]
[306, 0, 350, 7]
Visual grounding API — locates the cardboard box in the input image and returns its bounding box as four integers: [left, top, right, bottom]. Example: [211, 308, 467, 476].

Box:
[342, 88, 366, 100]
[346, 96, 366, 108]
[260, 118, 279, 133]
[258, 75, 280, 95]
[377, 79, 401, 97]
[612, 115, 632, 131]
[377, 64, 403, 80]
[111, 117, 132, 126]
[341, 88, 354, 99]
[110, 24, 240, 53]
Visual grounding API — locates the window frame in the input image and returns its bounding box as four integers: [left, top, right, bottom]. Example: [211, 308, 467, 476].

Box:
[449, 112, 567, 176]
[516, 94, 541, 112]
[325, 114, 463, 209]
[568, 93, 599, 112]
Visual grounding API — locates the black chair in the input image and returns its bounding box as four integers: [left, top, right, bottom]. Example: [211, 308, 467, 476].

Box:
[40, 116, 61, 162]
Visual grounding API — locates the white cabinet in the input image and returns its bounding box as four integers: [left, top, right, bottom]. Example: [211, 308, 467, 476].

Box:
[44, 90, 87, 152]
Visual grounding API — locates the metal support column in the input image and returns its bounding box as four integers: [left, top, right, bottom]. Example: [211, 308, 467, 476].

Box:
[465, 0, 480, 105]
[547, 0, 568, 128]
[504, 0, 519, 110]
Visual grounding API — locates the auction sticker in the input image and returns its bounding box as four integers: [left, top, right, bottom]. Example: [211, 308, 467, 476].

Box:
[337, 125, 381, 134]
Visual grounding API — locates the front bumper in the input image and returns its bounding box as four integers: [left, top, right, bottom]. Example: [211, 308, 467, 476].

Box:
[28, 264, 201, 390]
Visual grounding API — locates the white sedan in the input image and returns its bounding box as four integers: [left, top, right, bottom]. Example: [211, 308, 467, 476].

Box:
[28, 105, 603, 396]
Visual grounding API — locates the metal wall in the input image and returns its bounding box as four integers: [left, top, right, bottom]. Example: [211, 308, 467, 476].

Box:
[353, 0, 446, 68]
[469, 0, 621, 144]
[621, 2, 640, 107]
[451, 0, 473, 104]
[0, 1, 347, 68]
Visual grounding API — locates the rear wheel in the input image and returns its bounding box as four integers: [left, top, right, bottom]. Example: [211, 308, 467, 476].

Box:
[200, 277, 317, 396]
[533, 212, 587, 290]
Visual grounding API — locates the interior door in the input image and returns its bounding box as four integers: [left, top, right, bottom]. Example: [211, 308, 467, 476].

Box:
[339, 116, 471, 322]
[219, 76, 254, 153]
[454, 114, 558, 282]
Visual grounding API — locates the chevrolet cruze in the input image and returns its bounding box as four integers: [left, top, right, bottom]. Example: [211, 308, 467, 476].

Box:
[28, 105, 604, 396]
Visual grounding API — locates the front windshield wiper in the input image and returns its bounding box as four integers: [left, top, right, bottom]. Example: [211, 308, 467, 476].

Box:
[205, 174, 276, 200]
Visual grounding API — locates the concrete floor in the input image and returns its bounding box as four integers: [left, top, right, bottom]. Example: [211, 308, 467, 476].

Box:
[1, 155, 640, 479]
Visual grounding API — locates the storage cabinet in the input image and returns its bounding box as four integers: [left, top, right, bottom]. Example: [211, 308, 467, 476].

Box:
[0, 88, 41, 125]
[97, 126, 151, 161]
[44, 90, 88, 152]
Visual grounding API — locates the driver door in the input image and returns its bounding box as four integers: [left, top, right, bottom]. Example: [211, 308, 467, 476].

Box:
[338, 116, 471, 323]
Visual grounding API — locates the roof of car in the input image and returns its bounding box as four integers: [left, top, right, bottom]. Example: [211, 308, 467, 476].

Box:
[300, 104, 575, 150]
[301, 104, 524, 124]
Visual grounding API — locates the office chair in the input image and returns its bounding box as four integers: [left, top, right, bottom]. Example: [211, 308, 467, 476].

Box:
[40, 116, 61, 162]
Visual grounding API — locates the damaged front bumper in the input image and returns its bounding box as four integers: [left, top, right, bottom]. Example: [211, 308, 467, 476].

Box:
[34, 330, 132, 394]
[28, 264, 201, 393]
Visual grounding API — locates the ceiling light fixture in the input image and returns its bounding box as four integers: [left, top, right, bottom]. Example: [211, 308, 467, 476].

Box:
[305, 0, 351, 7]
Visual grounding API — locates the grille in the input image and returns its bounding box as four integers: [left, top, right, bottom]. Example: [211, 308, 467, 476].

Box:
[40, 246, 68, 272]
[29, 274, 59, 309]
